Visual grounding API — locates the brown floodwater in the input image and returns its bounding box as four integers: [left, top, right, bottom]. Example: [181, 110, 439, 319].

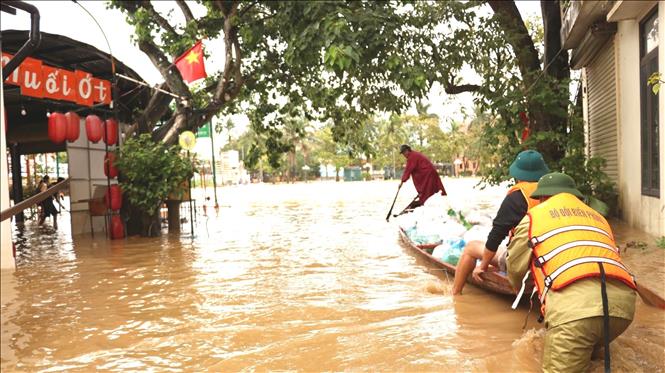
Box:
[1, 179, 664, 372]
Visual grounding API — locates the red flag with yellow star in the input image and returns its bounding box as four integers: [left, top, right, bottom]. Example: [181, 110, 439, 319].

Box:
[175, 41, 207, 83]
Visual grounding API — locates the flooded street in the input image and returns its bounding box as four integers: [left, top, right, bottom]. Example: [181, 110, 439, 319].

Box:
[2, 179, 664, 372]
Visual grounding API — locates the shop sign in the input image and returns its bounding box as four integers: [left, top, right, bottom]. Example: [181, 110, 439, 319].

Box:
[1, 52, 112, 107]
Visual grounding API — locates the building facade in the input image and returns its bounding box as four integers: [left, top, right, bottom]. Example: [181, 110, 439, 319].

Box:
[563, 1, 664, 236]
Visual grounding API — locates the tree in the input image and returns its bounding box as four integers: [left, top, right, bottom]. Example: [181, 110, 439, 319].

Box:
[311, 126, 349, 182]
[115, 134, 194, 236]
[373, 115, 408, 175]
[112, 1, 609, 199]
[110, 1, 453, 155]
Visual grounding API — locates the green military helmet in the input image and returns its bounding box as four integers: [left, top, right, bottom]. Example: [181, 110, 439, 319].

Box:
[531, 172, 584, 198]
[509, 150, 550, 182]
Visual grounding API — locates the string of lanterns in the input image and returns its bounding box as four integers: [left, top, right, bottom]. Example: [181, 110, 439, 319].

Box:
[46, 111, 124, 239]
[47, 112, 118, 145]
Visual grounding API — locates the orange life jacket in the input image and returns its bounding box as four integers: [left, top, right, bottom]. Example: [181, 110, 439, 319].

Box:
[507, 181, 540, 210]
[507, 182, 540, 240]
[520, 193, 636, 315]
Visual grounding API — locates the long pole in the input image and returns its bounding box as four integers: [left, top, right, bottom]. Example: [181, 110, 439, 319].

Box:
[187, 150, 194, 237]
[104, 118, 111, 239]
[209, 123, 219, 208]
[385, 184, 402, 222]
[55, 152, 60, 213]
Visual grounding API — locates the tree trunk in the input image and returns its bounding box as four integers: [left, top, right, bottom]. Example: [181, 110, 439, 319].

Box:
[124, 203, 162, 237]
[166, 200, 181, 233]
[489, 0, 570, 164]
[539, 0, 569, 163]
[141, 212, 161, 237]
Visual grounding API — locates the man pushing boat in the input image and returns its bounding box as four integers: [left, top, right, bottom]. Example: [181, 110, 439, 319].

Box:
[397, 144, 446, 210]
[452, 150, 549, 295]
[507, 172, 636, 373]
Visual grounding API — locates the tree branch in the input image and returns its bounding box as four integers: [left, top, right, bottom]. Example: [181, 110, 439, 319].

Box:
[175, 0, 195, 23]
[232, 32, 244, 90]
[213, 2, 240, 104]
[136, 39, 191, 98]
[238, 1, 259, 19]
[142, 1, 180, 38]
[444, 83, 481, 94]
[487, 1, 540, 85]
[124, 83, 175, 137]
[115, 1, 189, 98]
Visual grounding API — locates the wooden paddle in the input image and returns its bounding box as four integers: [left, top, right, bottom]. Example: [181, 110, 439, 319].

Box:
[636, 282, 665, 309]
[385, 184, 402, 222]
[393, 195, 419, 218]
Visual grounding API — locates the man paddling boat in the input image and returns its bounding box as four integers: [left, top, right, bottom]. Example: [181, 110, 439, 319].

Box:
[398, 145, 446, 209]
[506, 172, 636, 373]
[452, 150, 549, 295]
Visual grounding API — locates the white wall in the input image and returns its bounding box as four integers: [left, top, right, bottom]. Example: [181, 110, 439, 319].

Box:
[614, 4, 665, 236]
[0, 67, 15, 269]
[67, 119, 117, 236]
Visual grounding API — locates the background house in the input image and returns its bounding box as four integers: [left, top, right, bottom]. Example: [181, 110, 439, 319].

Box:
[561, 0, 664, 236]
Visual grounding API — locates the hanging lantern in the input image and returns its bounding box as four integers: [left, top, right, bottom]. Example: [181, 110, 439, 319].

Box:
[65, 111, 80, 142]
[111, 215, 125, 239]
[105, 184, 122, 211]
[85, 114, 103, 143]
[104, 152, 119, 178]
[104, 118, 118, 145]
[47, 112, 67, 144]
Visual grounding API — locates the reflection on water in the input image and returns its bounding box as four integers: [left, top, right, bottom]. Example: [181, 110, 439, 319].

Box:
[1, 179, 663, 372]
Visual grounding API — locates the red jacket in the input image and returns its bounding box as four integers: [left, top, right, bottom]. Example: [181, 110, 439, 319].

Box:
[401, 151, 446, 203]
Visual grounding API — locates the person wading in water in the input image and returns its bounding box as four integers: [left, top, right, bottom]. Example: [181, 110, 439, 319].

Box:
[37, 175, 61, 229]
[398, 144, 446, 211]
[452, 150, 549, 295]
[507, 172, 636, 373]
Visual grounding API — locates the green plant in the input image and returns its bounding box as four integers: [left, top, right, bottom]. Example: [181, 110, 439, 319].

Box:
[115, 134, 194, 227]
[647, 72, 663, 94]
[447, 208, 473, 230]
[656, 236, 665, 249]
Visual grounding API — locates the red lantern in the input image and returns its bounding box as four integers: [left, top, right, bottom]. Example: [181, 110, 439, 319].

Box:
[104, 152, 119, 178]
[47, 112, 67, 144]
[111, 215, 125, 239]
[65, 111, 80, 142]
[104, 118, 118, 145]
[85, 114, 103, 143]
[105, 184, 122, 211]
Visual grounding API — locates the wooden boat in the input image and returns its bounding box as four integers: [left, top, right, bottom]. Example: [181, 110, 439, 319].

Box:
[399, 228, 516, 295]
[399, 229, 665, 311]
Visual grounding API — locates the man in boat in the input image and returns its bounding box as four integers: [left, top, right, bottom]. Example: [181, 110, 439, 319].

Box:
[398, 144, 446, 209]
[506, 172, 636, 373]
[452, 150, 549, 295]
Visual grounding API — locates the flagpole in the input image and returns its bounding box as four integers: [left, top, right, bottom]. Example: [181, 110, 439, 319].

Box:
[187, 150, 195, 237]
[209, 123, 219, 208]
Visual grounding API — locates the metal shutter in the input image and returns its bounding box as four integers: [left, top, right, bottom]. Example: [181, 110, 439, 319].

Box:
[586, 38, 618, 184]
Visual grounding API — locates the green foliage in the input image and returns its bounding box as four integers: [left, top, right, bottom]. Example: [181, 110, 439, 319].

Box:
[111, 0, 616, 207]
[115, 134, 194, 216]
[647, 72, 662, 94]
[467, 90, 618, 212]
[110, 0, 503, 162]
[447, 208, 473, 230]
[656, 236, 665, 249]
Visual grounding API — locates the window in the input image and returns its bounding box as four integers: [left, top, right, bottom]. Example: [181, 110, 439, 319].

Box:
[640, 9, 660, 197]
